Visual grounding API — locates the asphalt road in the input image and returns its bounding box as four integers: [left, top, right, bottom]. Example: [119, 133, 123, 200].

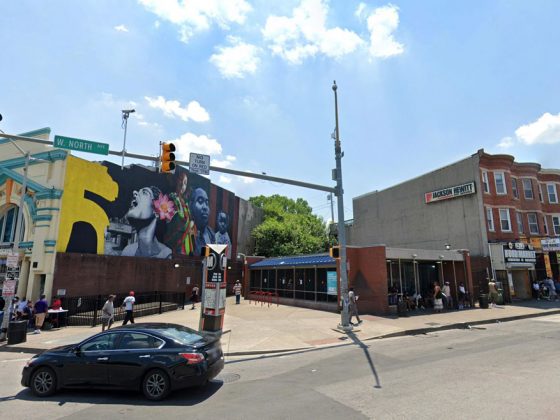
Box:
[2, 316, 560, 419]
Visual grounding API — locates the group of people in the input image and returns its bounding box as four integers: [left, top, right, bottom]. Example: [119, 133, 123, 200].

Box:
[100, 291, 136, 331]
[532, 277, 560, 301]
[392, 281, 470, 313]
[1, 294, 62, 333]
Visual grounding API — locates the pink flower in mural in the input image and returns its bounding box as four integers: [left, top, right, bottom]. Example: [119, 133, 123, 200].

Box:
[153, 193, 177, 221]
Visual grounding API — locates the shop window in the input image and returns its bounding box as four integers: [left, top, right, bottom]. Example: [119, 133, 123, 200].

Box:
[0, 206, 25, 244]
[516, 212, 524, 234]
[486, 208, 495, 232]
[522, 179, 534, 199]
[547, 184, 558, 204]
[494, 172, 506, 195]
[304, 268, 316, 301]
[499, 208, 511, 232]
[511, 178, 519, 199]
[481, 171, 489, 193]
[543, 216, 549, 235]
[528, 213, 539, 235]
[553, 216, 560, 235]
[538, 184, 544, 202]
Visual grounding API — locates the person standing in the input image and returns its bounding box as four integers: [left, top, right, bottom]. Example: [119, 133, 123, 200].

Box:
[122, 291, 136, 325]
[190, 285, 199, 310]
[348, 287, 362, 325]
[433, 282, 444, 313]
[233, 280, 242, 304]
[101, 295, 115, 331]
[458, 282, 467, 309]
[442, 282, 453, 309]
[33, 294, 48, 334]
[532, 281, 540, 300]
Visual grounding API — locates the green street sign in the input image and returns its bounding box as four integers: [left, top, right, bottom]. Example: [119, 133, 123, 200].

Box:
[54, 135, 109, 156]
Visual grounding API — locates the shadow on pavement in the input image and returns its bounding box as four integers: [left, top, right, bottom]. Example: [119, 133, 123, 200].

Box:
[346, 330, 382, 389]
[8, 380, 223, 406]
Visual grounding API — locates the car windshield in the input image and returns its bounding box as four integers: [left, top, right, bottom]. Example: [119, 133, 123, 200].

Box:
[158, 326, 204, 345]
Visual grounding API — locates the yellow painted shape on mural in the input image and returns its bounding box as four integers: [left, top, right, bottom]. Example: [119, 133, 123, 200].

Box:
[57, 156, 118, 254]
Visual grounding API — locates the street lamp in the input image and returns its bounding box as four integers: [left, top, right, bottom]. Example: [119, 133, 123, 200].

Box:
[332, 81, 351, 331]
[121, 109, 135, 170]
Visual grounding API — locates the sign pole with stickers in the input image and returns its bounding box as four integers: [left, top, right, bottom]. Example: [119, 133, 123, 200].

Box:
[199, 244, 228, 335]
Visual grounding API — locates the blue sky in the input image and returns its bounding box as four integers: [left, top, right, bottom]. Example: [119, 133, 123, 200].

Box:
[1, 0, 560, 222]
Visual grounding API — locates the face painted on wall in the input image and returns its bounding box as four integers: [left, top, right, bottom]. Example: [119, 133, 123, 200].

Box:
[190, 187, 209, 229]
[217, 212, 228, 234]
[127, 187, 156, 220]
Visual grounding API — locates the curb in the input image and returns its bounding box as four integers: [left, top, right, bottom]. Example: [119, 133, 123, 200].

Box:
[2, 309, 560, 357]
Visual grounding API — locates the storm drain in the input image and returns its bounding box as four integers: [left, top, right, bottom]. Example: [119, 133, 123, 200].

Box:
[213, 373, 241, 384]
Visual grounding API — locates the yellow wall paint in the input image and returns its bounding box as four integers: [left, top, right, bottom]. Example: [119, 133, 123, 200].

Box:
[57, 156, 118, 254]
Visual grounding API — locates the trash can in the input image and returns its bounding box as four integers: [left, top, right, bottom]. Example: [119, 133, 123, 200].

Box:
[8, 320, 28, 345]
[497, 290, 504, 305]
[479, 294, 489, 309]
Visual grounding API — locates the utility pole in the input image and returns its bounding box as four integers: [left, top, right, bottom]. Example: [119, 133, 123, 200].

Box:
[121, 109, 135, 169]
[332, 81, 351, 330]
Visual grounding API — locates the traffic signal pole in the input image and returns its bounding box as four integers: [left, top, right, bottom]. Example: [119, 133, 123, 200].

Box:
[332, 81, 351, 331]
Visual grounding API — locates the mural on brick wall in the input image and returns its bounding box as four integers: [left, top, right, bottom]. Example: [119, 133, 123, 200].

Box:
[57, 157, 237, 259]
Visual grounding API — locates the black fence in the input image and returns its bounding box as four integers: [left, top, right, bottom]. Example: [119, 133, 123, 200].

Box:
[61, 291, 186, 327]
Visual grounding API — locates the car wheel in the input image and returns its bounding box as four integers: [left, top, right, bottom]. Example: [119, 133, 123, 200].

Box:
[30, 367, 57, 397]
[142, 369, 171, 401]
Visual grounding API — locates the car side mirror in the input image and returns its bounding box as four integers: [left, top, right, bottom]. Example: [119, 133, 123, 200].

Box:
[73, 346, 82, 355]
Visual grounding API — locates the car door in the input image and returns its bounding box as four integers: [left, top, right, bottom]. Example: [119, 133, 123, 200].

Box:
[108, 332, 165, 389]
[62, 332, 118, 387]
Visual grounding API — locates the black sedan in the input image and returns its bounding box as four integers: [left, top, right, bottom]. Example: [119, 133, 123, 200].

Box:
[22, 323, 224, 400]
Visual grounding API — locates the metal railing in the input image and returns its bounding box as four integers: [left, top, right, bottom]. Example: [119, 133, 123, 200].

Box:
[61, 291, 186, 327]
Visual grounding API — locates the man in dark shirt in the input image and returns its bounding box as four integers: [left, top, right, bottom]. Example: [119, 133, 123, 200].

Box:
[33, 295, 48, 334]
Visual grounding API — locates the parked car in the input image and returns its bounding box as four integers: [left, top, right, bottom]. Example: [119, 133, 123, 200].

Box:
[21, 323, 224, 400]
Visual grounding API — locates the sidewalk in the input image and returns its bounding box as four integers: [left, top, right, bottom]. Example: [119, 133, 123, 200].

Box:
[2, 297, 560, 357]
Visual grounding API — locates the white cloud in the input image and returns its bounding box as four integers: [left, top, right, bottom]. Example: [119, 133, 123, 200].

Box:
[114, 24, 129, 32]
[133, 112, 161, 129]
[515, 112, 560, 145]
[219, 175, 232, 184]
[138, 0, 252, 43]
[171, 132, 222, 159]
[145, 96, 210, 122]
[210, 37, 261, 78]
[212, 157, 235, 168]
[355, 2, 367, 20]
[262, 0, 363, 64]
[497, 136, 514, 149]
[154, 20, 161, 29]
[366, 4, 404, 58]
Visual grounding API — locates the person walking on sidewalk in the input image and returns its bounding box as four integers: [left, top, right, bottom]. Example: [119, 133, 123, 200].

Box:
[122, 291, 136, 325]
[348, 287, 362, 325]
[532, 280, 540, 300]
[233, 280, 242, 304]
[488, 279, 499, 308]
[190, 285, 199, 310]
[33, 294, 48, 334]
[101, 295, 115, 331]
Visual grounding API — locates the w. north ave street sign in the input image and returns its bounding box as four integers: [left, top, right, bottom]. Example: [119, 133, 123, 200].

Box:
[54, 135, 109, 155]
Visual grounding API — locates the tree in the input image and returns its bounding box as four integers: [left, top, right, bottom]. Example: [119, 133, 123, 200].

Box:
[249, 195, 329, 257]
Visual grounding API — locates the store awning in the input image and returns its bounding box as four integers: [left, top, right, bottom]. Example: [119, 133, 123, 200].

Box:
[250, 254, 336, 269]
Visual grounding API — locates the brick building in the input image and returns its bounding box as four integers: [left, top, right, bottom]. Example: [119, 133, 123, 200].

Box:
[348, 149, 560, 301]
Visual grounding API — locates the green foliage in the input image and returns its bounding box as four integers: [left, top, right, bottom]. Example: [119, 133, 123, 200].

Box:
[249, 195, 329, 257]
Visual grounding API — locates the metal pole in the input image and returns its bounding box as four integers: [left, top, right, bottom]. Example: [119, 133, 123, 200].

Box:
[121, 113, 129, 170]
[13, 152, 29, 252]
[329, 192, 335, 223]
[332, 81, 350, 330]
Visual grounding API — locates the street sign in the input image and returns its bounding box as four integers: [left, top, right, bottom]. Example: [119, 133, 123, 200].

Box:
[54, 135, 109, 155]
[6, 252, 19, 268]
[2, 279, 16, 297]
[189, 153, 210, 175]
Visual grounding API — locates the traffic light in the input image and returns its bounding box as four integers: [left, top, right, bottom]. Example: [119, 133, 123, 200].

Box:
[160, 142, 176, 173]
[329, 246, 340, 259]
